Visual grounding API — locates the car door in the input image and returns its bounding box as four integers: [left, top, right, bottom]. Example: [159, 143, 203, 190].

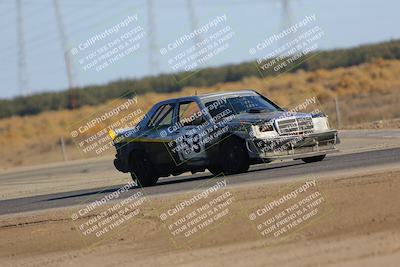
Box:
[172, 100, 208, 164]
[141, 102, 177, 167]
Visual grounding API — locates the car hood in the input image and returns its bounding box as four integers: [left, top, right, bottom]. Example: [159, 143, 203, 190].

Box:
[227, 111, 311, 124]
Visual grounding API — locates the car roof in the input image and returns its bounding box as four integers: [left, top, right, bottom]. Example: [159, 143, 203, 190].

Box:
[153, 90, 257, 106]
[197, 89, 257, 100]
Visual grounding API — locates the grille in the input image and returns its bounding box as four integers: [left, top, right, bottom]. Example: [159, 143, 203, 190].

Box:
[276, 116, 314, 135]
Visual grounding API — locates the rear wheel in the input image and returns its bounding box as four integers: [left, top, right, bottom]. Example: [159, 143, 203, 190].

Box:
[301, 154, 326, 163]
[218, 137, 250, 175]
[130, 152, 159, 187]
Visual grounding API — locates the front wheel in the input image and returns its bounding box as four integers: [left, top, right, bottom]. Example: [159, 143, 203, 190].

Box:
[218, 137, 250, 175]
[301, 154, 326, 163]
[130, 152, 159, 187]
[208, 165, 223, 176]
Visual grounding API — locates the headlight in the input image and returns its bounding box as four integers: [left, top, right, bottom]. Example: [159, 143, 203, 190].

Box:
[250, 123, 278, 138]
[312, 116, 330, 132]
[259, 123, 274, 132]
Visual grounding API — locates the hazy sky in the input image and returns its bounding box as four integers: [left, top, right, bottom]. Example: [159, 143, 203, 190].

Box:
[0, 0, 399, 99]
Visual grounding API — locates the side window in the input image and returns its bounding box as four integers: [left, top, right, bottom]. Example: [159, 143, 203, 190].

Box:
[147, 104, 174, 128]
[178, 101, 204, 126]
[205, 100, 231, 121]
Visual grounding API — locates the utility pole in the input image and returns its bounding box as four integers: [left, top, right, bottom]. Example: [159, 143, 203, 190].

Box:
[53, 0, 77, 108]
[16, 0, 30, 96]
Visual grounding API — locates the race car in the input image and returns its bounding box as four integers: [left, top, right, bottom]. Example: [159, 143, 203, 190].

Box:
[110, 90, 339, 186]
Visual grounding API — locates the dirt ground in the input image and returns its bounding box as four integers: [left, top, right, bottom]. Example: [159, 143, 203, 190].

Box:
[0, 169, 399, 267]
[346, 118, 400, 130]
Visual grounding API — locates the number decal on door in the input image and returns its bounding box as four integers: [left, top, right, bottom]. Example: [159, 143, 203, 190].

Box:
[182, 133, 201, 154]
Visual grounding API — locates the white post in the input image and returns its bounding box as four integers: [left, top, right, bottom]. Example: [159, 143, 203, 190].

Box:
[60, 136, 68, 161]
[335, 96, 342, 129]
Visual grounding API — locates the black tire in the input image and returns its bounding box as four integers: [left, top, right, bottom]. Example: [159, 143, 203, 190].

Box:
[129, 152, 159, 187]
[301, 154, 326, 163]
[208, 165, 223, 176]
[218, 137, 250, 175]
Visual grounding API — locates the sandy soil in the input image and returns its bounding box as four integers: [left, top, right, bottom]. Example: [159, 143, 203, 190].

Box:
[0, 169, 399, 267]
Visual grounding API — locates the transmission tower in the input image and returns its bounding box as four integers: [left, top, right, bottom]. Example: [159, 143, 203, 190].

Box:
[53, 0, 75, 89]
[147, 0, 159, 75]
[277, 0, 296, 53]
[53, 0, 77, 108]
[281, 0, 293, 30]
[186, 0, 203, 45]
[16, 0, 30, 95]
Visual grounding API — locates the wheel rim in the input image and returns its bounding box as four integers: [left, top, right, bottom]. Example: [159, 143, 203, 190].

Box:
[223, 143, 244, 173]
[133, 156, 151, 179]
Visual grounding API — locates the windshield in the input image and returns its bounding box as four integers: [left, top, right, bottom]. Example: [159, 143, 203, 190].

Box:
[203, 95, 281, 119]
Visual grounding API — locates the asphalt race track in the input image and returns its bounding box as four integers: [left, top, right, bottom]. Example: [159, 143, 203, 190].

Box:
[0, 147, 398, 216]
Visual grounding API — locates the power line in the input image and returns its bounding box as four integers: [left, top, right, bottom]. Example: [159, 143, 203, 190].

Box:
[6, 0, 294, 97]
[0, 1, 139, 60]
[0, 0, 129, 47]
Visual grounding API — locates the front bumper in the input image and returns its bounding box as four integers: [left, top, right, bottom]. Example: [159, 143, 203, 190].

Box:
[114, 157, 129, 173]
[113, 142, 130, 173]
[246, 130, 339, 160]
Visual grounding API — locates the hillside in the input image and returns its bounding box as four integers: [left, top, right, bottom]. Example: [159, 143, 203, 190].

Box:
[1, 39, 400, 119]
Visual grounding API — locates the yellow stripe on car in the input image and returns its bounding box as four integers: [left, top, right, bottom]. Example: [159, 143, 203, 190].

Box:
[115, 137, 171, 144]
[125, 137, 171, 143]
[108, 129, 117, 140]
